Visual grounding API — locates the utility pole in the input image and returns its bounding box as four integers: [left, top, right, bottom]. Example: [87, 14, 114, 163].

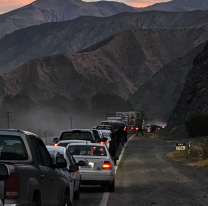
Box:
[71, 118, 73, 129]
[5, 112, 12, 129]
[45, 131, 47, 145]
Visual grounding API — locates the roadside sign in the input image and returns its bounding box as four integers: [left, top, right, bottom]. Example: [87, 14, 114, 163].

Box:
[176, 143, 186, 151]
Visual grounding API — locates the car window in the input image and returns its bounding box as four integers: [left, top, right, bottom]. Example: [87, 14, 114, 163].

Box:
[93, 130, 100, 140]
[37, 139, 52, 166]
[29, 136, 43, 165]
[68, 145, 107, 156]
[66, 150, 74, 165]
[60, 131, 93, 141]
[58, 142, 69, 147]
[0, 135, 28, 160]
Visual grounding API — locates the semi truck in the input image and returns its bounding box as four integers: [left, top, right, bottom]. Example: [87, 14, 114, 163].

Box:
[116, 111, 145, 133]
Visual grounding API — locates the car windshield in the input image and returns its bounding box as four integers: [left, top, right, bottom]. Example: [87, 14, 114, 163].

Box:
[68, 145, 107, 156]
[0, 135, 28, 160]
[60, 131, 93, 141]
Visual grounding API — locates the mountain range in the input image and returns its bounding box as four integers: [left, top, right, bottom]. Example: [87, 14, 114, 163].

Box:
[1, 0, 208, 128]
[138, 0, 208, 12]
[1, 0, 208, 39]
[1, 10, 208, 75]
[0, 27, 208, 123]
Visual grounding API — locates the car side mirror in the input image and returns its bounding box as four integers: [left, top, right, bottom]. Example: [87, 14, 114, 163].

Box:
[56, 157, 67, 168]
[76, 160, 85, 166]
[0, 164, 10, 181]
[69, 165, 79, 172]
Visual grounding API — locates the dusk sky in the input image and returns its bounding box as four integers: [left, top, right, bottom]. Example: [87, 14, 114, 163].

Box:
[0, 0, 170, 14]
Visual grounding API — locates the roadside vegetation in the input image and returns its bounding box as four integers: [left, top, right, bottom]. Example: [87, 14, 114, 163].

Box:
[167, 139, 208, 167]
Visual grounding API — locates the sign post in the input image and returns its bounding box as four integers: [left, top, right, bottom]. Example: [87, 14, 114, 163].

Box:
[176, 143, 186, 151]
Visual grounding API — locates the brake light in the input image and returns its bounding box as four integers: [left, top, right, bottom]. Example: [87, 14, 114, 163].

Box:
[124, 127, 127, 131]
[5, 174, 19, 199]
[131, 127, 134, 130]
[102, 161, 111, 169]
[54, 143, 58, 146]
[100, 141, 105, 145]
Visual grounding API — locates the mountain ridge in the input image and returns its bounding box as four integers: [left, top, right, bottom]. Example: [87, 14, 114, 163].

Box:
[1, 10, 208, 75]
[1, 27, 208, 123]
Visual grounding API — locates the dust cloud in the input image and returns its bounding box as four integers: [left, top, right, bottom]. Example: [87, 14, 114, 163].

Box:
[0, 108, 104, 137]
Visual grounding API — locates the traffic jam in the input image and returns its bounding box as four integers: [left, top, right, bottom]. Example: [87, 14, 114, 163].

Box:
[0, 111, 162, 206]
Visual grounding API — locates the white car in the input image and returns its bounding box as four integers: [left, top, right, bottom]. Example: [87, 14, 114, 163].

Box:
[46, 146, 85, 200]
[66, 142, 118, 192]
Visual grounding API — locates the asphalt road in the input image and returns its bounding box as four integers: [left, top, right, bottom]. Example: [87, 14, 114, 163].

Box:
[74, 134, 208, 206]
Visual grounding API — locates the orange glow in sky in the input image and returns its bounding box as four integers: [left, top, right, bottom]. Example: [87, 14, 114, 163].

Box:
[0, 0, 168, 14]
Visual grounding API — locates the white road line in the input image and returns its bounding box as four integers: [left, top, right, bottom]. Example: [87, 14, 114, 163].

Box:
[99, 134, 135, 206]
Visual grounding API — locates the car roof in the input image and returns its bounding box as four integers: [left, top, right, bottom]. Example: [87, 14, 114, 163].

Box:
[67, 142, 106, 147]
[59, 140, 91, 143]
[61, 129, 93, 133]
[0, 129, 38, 136]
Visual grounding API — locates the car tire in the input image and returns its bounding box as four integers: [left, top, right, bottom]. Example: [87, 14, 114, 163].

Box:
[107, 180, 115, 192]
[73, 183, 81, 200]
[63, 195, 72, 206]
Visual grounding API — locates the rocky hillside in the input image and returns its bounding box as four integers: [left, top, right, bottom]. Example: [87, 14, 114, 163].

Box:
[162, 41, 208, 137]
[0, 0, 137, 39]
[1, 28, 208, 122]
[1, 10, 208, 75]
[138, 0, 208, 12]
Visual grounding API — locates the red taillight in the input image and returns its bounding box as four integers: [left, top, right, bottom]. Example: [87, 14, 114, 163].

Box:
[100, 141, 105, 145]
[102, 161, 111, 169]
[54, 143, 58, 146]
[131, 127, 134, 130]
[5, 174, 19, 199]
[124, 127, 127, 131]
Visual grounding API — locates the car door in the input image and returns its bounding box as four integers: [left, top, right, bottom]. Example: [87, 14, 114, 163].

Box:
[29, 136, 51, 206]
[66, 150, 80, 190]
[36, 139, 62, 206]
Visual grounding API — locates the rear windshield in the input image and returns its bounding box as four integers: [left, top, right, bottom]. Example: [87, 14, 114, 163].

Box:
[109, 123, 124, 131]
[96, 126, 112, 130]
[0, 135, 28, 160]
[68, 145, 107, 156]
[58, 143, 69, 147]
[101, 122, 109, 125]
[60, 131, 93, 141]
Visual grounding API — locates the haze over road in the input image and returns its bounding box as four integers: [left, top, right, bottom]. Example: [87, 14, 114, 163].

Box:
[74, 134, 208, 206]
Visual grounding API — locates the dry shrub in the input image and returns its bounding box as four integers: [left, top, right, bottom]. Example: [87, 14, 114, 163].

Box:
[187, 159, 208, 167]
[189, 145, 204, 160]
[167, 151, 186, 161]
[201, 140, 208, 158]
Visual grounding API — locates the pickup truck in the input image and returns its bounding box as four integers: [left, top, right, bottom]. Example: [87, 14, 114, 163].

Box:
[0, 129, 75, 206]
